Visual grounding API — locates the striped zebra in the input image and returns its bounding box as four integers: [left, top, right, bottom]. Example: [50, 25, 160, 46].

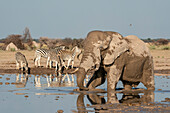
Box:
[15, 52, 28, 71]
[34, 46, 65, 67]
[59, 46, 81, 69]
[47, 49, 62, 72]
[34, 49, 49, 67]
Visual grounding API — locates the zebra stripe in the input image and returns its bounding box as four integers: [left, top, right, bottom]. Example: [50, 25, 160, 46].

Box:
[34, 46, 65, 67]
[35, 49, 49, 58]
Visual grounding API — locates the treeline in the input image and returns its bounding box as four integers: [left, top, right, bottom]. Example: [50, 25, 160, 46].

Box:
[142, 38, 170, 45]
[0, 34, 169, 50]
[0, 34, 84, 50]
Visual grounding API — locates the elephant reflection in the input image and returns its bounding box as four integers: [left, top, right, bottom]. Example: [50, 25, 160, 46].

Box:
[76, 91, 154, 112]
[75, 31, 155, 91]
[15, 73, 28, 88]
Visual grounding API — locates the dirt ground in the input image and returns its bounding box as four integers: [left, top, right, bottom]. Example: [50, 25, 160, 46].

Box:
[0, 50, 170, 75]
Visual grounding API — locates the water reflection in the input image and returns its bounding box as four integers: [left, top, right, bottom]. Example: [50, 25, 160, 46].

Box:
[15, 73, 28, 88]
[11, 72, 91, 89]
[33, 73, 76, 88]
[77, 91, 155, 112]
[6, 73, 78, 89]
[0, 73, 170, 112]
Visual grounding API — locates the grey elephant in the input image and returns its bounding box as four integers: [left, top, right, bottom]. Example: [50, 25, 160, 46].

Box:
[75, 30, 155, 92]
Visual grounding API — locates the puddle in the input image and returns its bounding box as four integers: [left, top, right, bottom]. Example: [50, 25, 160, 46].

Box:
[0, 73, 170, 112]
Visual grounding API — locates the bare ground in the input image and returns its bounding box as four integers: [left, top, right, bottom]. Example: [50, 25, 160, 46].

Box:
[0, 50, 170, 75]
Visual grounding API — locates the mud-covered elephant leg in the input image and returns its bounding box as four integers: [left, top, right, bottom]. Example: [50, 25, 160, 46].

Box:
[76, 68, 89, 90]
[106, 54, 125, 91]
[142, 56, 155, 90]
[86, 66, 106, 89]
[107, 64, 123, 91]
[107, 91, 119, 104]
[122, 80, 140, 90]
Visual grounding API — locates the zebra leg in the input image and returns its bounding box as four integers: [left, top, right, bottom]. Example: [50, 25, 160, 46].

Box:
[62, 61, 67, 69]
[67, 59, 71, 69]
[71, 60, 74, 68]
[16, 61, 19, 69]
[38, 57, 41, 67]
[46, 57, 50, 68]
[49, 60, 52, 68]
[21, 61, 23, 71]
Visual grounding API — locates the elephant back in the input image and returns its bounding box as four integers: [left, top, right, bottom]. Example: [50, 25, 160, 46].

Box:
[124, 35, 151, 57]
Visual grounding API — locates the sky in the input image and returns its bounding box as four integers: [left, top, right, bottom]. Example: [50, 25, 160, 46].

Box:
[0, 0, 170, 39]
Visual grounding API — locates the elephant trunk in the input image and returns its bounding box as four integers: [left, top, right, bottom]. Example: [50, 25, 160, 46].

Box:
[76, 67, 89, 91]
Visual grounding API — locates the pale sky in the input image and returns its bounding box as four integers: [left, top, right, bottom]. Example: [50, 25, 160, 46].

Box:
[0, 0, 170, 39]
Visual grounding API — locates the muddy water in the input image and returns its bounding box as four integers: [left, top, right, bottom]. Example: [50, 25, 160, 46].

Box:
[0, 73, 170, 113]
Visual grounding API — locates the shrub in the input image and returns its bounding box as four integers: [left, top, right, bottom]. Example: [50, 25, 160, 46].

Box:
[156, 39, 169, 45]
[149, 45, 156, 50]
[4, 34, 25, 50]
[10, 48, 16, 52]
[161, 46, 170, 50]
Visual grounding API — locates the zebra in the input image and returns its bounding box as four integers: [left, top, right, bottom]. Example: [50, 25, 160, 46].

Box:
[59, 46, 81, 69]
[34, 49, 49, 67]
[47, 49, 62, 72]
[34, 46, 65, 67]
[15, 52, 28, 71]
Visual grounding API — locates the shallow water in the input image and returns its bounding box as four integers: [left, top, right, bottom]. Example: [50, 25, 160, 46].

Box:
[0, 73, 169, 112]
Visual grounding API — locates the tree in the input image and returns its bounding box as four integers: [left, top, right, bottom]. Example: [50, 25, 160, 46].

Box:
[4, 34, 25, 49]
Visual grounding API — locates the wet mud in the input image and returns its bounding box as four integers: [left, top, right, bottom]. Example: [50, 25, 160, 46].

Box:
[0, 67, 170, 75]
[0, 67, 77, 75]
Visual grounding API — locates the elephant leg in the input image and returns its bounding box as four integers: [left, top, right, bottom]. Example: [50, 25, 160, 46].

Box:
[107, 64, 123, 92]
[122, 81, 140, 90]
[86, 67, 106, 89]
[122, 80, 132, 90]
[142, 56, 155, 90]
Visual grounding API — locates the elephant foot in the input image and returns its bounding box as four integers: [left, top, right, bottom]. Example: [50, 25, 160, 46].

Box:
[143, 82, 155, 91]
[147, 86, 155, 91]
[124, 84, 132, 90]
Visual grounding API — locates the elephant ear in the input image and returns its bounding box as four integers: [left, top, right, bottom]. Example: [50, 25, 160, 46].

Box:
[103, 33, 129, 65]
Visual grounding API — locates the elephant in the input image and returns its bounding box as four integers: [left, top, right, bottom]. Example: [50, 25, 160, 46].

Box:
[75, 30, 155, 91]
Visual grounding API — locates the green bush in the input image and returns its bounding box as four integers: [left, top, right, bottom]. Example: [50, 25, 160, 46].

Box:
[10, 48, 16, 52]
[149, 45, 156, 50]
[161, 46, 170, 50]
